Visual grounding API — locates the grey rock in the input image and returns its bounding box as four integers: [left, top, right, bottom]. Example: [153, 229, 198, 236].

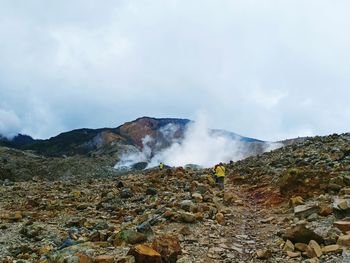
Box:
[294, 204, 320, 219]
[180, 212, 196, 223]
[94, 221, 109, 230]
[179, 200, 194, 212]
[146, 188, 157, 196]
[120, 188, 133, 199]
[307, 213, 319, 221]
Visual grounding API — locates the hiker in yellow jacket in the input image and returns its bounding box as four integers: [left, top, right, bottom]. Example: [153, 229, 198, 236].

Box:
[214, 163, 225, 190]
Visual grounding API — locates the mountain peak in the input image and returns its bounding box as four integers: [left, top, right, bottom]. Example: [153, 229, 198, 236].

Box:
[117, 117, 191, 148]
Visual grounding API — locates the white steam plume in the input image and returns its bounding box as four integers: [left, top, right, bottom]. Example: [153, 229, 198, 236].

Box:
[114, 135, 154, 170]
[114, 116, 283, 170]
[149, 117, 245, 168]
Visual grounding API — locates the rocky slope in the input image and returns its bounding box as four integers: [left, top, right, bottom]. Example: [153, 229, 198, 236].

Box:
[1, 133, 350, 262]
[0, 146, 119, 182]
[228, 133, 350, 198]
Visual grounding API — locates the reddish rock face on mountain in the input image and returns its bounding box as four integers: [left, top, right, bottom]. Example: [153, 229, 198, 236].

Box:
[119, 118, 159, 148]
[97, 131, 127, 148]
[118, 117, 189, 149]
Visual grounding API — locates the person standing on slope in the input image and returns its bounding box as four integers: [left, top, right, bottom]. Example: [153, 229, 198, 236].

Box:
[214, 162, 225, 190]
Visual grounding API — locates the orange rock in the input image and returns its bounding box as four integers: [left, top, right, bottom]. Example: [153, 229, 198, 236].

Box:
[127, 245, 161, 263]
[94, 255, 114, 263]
[200, 204, 210, 212]
[322, 244, 342, 254]
[194, 212, 203, 221]
[38, 245, 53, 255]
[163, 210, 175, 219]
[152, 235, 182, 263]
[295, 243, 308, 252]
[215, 213, 225, 225]
[289, 196, 304, 207]
[307, 240, 322, 258]
[282, 224, 324, 244]
[334, 221, 350, 232]
[224, 192, 237, 205]
[74, 253, 89, 263]
[14, 211, 23, 220]
[319, 206, 333, 216]
[175, 171, 185, 178]
[283, 240, 294, 252]
[287, 251, 300, 258]
[256, 249, 272, 259]
[337, 234, 350, 247]
[8, 211, 23, 221]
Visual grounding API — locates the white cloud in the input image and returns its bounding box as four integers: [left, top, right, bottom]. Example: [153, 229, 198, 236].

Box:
[251, 85, 287, 109]
[0, 0, 350, 140]
[0, 109, 21, 138]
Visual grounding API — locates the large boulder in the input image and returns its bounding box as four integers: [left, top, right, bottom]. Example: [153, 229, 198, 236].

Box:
[294, 204, 320, 219]
[282, 225, 324, 244]
[179, 200, 194, 212]
[334, 220, 350, 233]
[337, 234, 350, 247]
[180, 212, 196, 223]
[127, 245, 161, 263]
[152, 235, 182, 263]
[306, 240, 322, 258]
[333, 198, 350, 219]
[120, 188, 133, 199]
[322, 245, 342, 254]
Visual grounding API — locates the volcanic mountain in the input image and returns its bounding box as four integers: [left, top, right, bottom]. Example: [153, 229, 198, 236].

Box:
[0, 117, 276, 161]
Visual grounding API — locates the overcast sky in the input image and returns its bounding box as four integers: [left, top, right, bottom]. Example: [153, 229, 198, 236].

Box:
[1, 0, 350, 141]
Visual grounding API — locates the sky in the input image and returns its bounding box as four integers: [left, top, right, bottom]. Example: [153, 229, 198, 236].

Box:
[1, 0, 350, 141]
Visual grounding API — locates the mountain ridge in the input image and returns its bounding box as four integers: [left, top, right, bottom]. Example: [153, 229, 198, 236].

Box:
[0, 116, 269, 158]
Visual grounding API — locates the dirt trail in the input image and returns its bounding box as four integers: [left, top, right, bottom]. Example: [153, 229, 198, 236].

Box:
[175, 184, 283, 263]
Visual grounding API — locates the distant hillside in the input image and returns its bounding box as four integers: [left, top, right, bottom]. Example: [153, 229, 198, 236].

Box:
[0, 134, 35, 148]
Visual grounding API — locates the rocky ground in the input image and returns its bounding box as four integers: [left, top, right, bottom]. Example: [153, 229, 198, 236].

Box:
[1, 133, 350, 262]
[0, 146, 118, 182]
